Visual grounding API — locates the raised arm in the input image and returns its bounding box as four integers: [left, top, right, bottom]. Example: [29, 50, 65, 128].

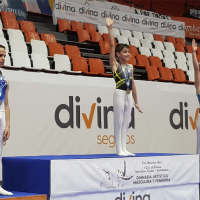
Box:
[192, 39, 200, 94]
[106, 16, 117, 72]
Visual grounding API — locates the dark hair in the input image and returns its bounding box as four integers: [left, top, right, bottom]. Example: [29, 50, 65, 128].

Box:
[0, 45, 5, 49]
[115, 43, 129, 55]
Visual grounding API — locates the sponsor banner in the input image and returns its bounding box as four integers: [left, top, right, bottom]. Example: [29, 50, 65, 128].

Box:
[50, 155, 199, 194]
[50, 183, 199, 200]
[0, 69, 198, 158]
[0, 0, 27, 20]
[70, 0, 170, 19]
[53, 0, 184, 38]
[171, 16, 200, 39]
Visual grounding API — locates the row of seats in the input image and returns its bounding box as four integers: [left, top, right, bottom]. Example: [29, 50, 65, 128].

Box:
[147, 65, 193, 84]
[99, 40, 193, 65]
[127, 53, 193, 83]
[4, 51, 112, 77]
[129, 53, 194, 71]
[0, 10, 35, 32]
[0, 35, 85, 63]
[3, 49, 194, 84]
[3, 32, 194, 81]
[57, 19, 187, 46]
[5, 28, 193, 73]
[57, 19, 197, 56]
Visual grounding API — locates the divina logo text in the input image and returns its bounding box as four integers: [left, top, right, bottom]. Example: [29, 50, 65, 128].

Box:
[169, 102, 199, 130]
[115, 192, 150, 200]
[55, 96, 135, 129]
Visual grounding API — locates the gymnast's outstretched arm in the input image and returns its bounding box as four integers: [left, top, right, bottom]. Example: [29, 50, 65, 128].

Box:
[192, 39, 200, 94]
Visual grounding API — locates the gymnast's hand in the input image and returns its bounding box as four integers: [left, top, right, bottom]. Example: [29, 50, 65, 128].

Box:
[135, 104, 143, 113]
[4, 127, 10, 141]
[192, 39, 197, 52]
[106, 15, 114, 28]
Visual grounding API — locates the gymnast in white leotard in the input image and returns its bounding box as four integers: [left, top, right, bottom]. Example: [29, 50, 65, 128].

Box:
[106, 16, 143, 156]
[192, 39, 200, 155]
[0, 45, 12, 195]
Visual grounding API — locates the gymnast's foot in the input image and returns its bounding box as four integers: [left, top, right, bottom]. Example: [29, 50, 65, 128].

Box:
[123, 150, 135, 156]
[0, 187, 13, 195]
[117, 150, 128, 156]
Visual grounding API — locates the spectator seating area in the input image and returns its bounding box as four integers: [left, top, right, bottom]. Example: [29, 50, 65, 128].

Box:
[0, 10, 196, 84]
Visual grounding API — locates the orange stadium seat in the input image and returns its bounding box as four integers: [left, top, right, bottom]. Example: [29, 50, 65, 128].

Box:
[57, 19, 71, 32]
[90, 31, 103, 43]
[154, 34, 164, 43]
[174, 44, 185, 53]
[71, 21, 84, 32]
[158, 67, 173, 82]
[25, 31, 40, 42]
[77, 30, 90, 43]
[171, 68, 186, 83]
[65, 45, 81, 60]
[2, 18, 19, 29]
[41, 33, 57, 45]
[166, 36, 176, 46]
[175, 37, 186, 47]
[102, 33, 117, 45]
[129, 45, 138, 57]
[145, 65, 160, 81]
[136, 54, 150, 67]
[88, 58, 112, 77]
[48, 42, 64, 56]
[185, 45, 193, 53]
[84, 23, 96, 34]
[1, 11, 16, 20]
[20, 20, 36, 32]
[127, 56, 137, 66]
[99, 41, 110, 55]
[149, 56, 163, 68]
[71, 57, 89, 73]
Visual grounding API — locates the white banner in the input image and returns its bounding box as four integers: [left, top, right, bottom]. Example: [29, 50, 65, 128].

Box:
[50, 155, 199, 195]
[0, 69, 198, 157]
[52, 0, 184, 38]
[50, 183, 199, 200]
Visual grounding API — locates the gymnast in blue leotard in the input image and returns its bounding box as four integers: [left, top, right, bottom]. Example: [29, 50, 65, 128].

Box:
[0, 45, 12, 196]
[192, 39, 200, 155]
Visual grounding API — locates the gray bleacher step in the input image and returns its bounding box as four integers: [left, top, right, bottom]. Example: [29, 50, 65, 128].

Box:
[82, 52, 109, 60]
[36, 29, 68, 40]
[33, 22, 56, 31]
[79, 47, 95, 54]
[36, 30, 79, 45]
[33, 22, 45, 27]
[36, 26, 56, 32]
[35, 29, 100, 53]
[58, 40, 100, 53]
